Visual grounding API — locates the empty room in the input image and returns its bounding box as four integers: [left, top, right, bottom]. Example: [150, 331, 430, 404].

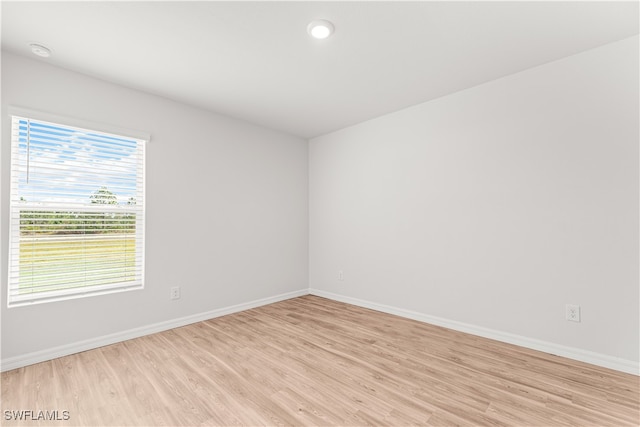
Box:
[1, 1, 638, 426]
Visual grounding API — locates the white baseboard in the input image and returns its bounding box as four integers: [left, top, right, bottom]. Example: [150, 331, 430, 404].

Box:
[1, 288, 308, 372]
[309, 288, 639, 376]
[4, 287, 638, 376]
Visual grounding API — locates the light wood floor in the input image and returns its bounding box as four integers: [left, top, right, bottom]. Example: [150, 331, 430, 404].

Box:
[1, 295, 638, 426]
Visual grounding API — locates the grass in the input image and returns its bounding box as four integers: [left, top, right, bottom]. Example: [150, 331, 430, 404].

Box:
[18, 235, 137, 294]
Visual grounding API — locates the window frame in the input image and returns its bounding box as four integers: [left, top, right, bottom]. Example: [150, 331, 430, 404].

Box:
[6, 106, 149, 307]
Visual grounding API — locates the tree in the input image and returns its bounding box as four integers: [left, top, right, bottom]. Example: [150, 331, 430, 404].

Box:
[89, 186, 118, 233]
[17, 188, 132, 235]
[90, 186, 118, 205]
[122, 197, 137, 233]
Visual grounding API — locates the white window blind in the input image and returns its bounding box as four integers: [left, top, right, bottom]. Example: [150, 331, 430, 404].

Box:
[8, 114, 146, 306]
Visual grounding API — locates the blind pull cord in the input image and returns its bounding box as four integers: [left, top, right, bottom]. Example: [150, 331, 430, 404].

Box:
[26, 119, 30, 184]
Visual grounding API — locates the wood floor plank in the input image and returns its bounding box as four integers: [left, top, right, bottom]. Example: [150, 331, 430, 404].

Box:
[1, 295, 638, 426]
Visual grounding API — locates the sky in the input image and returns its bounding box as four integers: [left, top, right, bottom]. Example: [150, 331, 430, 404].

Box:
[13, 117, 143, 209]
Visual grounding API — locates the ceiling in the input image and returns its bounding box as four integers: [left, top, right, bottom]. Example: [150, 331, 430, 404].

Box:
[2, 1, 638, 139]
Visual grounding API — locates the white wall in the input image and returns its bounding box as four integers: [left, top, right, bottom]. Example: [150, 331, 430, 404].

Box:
[1, 52, 308, 363]
[310, 36, 639, 368]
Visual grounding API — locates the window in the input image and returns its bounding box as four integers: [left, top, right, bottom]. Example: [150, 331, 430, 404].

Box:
[7, 111, 147, 306]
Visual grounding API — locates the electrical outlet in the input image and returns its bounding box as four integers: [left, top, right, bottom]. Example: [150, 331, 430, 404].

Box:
[338, 270, 344, 281]
[566, 304, 580, 322]
[170, 286, 181, 300]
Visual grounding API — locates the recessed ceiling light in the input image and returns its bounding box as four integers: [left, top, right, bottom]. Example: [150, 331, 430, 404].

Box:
[307, 20, 334, 40]
[29, 43, 52, 58]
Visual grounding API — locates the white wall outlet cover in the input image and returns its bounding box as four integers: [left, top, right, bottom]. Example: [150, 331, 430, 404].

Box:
[566, 304, 581, 322]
